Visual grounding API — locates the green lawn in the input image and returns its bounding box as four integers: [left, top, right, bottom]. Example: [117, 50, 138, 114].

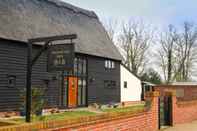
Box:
[10, 111, 96, 124]
[102, 105, 145, 113]
[0, 121, 18, 127]
[6, 105, 145, 124]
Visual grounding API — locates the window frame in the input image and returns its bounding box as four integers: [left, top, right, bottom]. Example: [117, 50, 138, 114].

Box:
[104, 60, 115, 69]
[124, 81, 127, 88]
[7, 75, 16, 88]
[104, 80, 116, 89]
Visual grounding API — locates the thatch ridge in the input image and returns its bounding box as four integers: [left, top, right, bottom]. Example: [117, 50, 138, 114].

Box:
[46, 0, 98, 18]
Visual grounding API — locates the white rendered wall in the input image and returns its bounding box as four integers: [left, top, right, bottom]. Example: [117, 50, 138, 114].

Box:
[120, 65, 142, 102]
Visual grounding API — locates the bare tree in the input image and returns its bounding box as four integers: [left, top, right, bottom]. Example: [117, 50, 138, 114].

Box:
[173, 22, 197, 81]
[157, 22, 197, 83]
[157, 25, 178, 83]
[118, 20, 153, 77]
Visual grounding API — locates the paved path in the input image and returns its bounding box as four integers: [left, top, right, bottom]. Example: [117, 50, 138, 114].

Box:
[163, 121, 197, 131]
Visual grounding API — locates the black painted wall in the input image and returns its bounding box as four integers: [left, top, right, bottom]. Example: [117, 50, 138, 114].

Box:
[87, 56, 121, 104]
[0, 39, 121, 112]
[0, 39, 61, 111]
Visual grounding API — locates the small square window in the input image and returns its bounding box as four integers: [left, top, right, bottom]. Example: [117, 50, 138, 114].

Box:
[105, 60, 115, 69]
[8, 75, 16, 88]
[176, 89, 184, 98]
[124, 81, 127, 88]
[104, 80, 116, 89]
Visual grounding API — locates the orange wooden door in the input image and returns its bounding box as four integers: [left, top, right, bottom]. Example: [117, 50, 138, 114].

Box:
[68, 77, 78, 108]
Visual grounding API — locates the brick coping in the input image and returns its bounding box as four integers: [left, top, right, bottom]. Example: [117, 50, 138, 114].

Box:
[0, 108, 147, 131]
[44, 109, 148, 130]
[177, 99, 197, 107]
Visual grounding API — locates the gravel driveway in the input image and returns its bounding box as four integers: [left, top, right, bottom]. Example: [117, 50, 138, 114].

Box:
[163, 121, 197, 131]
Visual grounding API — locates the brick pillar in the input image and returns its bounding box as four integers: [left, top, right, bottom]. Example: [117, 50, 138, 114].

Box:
[145, 91, 159, 130]
[170, 91, 177, 126]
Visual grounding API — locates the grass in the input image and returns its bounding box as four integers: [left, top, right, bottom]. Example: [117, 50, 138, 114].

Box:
[102, 104, 145, 113]
[0, 121, 18, 127]
[5, 104, 145, 124]
[9, 111, 96, 124]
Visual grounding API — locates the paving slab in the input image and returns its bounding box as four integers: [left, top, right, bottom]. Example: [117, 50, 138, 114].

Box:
[163, 121, 197, 131]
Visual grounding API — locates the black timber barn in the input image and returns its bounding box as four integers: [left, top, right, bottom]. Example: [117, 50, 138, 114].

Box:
[0, 0, 122, 112]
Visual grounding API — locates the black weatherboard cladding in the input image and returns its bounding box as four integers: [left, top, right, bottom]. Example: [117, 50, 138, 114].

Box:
[87, 56, 121, 104]
[0, 39, 121, 111]
[0, 39, 60, 111]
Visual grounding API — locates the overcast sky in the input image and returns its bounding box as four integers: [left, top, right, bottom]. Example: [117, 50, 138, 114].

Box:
[63, 0, 197, 28]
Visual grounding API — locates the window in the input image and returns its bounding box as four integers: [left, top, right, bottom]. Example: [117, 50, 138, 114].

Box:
[111, 61, 115, 68]
[145, 85, 150, 92]
[104, 80, 110, 88]
[111, 81, 116, 88]
[78, 78, 87, 106]
[8, 75, 16, 88]
[108, 61, 111, 68]
[176, 89, 184, 98]
[124, 81, 127, 88]
[74, 58, 78, 75]
[78, 58, 83, 75]
[83, 59, 86, 75]
[74, 57, 87, 76]
[104, 80, 116, 89]
[54, 55, 65, 65]
[105, 60, 115, 69]
[105, 60, 108, 68]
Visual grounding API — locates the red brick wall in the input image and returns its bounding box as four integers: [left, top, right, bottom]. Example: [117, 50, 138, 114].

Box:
[154, 85, 197, 101]
[171, 93, 197, 125]
[47, 92, 159, 131]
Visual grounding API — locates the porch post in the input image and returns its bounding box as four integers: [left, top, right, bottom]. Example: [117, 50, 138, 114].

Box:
[26, 42, 32, 122]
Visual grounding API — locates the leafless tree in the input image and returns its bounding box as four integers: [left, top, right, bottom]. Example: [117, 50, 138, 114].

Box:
[118, 20, 154, 77]
[157, 22, 197, 83]
[173, 22, 197, 81]
[157, 25, 178, 83]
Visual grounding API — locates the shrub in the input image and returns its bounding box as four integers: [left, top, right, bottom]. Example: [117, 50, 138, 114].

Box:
[19, 87, 45, 116]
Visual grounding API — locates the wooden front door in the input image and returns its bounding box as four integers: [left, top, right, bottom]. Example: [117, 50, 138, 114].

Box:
[68, 77, 78, 108]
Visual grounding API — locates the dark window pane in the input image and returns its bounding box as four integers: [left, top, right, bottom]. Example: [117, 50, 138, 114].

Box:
[104, 80, 116, 89]
[124, 81, 127, 88]
[8, 75, 16, 88]
[111, 81, 116, 88]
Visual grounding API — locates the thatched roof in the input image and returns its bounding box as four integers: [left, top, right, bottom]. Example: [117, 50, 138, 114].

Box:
[0, 0, 122, 60]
